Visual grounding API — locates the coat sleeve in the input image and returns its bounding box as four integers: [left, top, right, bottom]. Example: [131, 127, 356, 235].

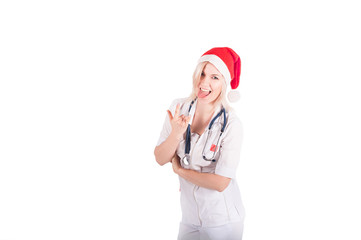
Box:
[214, 115, 244, 179]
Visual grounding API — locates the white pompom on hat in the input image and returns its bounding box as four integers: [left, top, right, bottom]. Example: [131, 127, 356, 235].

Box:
[198, 47, 241, 102]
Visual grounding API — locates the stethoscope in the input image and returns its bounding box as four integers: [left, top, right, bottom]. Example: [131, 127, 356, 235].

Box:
[182, 97, 227, 166]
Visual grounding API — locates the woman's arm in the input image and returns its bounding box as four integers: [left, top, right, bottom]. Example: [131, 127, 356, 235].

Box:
[154, 132, 183, 166]
[171, 155, 231, 192]
[154, 104, 191, 166]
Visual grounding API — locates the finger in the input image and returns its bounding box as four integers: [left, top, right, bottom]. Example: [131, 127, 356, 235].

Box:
[180, 116, 188, 126]
[176, 117, 183, 125]
[181, 115, 189, 122]
[167, 110, 173, 121]
[174, 103, 180, 118]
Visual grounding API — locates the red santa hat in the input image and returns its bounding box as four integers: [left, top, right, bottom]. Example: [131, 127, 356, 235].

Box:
[198, 47, 241, 102]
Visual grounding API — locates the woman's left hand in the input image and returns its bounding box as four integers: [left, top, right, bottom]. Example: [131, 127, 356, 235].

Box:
[171, 154, 182, 174]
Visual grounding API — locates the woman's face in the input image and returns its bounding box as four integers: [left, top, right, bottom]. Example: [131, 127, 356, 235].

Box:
[197, 62, 224, 105]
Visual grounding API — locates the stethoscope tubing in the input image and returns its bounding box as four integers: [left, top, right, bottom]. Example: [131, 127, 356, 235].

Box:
[182, 98, 227, 165]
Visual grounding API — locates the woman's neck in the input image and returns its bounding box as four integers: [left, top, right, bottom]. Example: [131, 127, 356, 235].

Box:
[195, 100, 217, 120]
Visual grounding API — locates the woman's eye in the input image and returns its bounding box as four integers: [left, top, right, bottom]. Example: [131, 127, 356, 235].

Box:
[212, 76, 219, 80]
[201, 72, 205, 76]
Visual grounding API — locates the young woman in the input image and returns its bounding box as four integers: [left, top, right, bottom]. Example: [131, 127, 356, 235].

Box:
[154, 47, 245, 240]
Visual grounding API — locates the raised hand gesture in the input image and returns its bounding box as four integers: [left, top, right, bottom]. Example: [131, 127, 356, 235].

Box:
[167, 103, 191, 140]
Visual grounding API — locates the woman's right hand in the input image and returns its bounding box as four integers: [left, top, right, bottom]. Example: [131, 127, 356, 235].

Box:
[167, 103, 191, 140]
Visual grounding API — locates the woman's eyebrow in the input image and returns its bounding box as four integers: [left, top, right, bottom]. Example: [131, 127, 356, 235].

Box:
[204, 71, 220, 76]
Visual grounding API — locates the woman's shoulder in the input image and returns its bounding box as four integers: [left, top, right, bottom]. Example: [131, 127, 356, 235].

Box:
[169, 97, 189, 106]
[167, 97, 192, 112]
[225, 110, 243, 132]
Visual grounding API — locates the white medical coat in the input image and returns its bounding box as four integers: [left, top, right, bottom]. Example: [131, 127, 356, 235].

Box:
[156, 97, 245, 227]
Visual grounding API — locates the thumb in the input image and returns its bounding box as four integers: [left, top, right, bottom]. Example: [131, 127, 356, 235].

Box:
[167, 110, 173, 121]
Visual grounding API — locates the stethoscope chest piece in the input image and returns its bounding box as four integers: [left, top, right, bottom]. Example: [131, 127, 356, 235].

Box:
[182, 155, 190, 166]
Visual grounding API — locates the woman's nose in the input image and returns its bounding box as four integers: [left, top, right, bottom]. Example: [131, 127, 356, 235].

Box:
[200, 76, 211, 85]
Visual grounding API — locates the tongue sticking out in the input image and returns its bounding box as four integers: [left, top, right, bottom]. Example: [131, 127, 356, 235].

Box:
[198, 90, 211, 98]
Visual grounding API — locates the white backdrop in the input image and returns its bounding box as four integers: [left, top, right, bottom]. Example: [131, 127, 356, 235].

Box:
[1, 0, 360, 239]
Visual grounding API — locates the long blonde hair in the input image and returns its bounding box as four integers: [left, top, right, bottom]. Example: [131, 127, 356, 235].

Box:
[187, 61, 233, 112]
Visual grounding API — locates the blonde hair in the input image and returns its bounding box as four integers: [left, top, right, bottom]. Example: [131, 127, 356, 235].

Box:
[187, 61, 233, 112]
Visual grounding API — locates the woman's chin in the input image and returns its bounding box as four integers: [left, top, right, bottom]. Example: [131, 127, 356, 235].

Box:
[198, 96, 215, 104]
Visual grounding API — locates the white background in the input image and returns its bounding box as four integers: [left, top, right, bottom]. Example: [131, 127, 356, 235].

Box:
[1, 0, 360, 239]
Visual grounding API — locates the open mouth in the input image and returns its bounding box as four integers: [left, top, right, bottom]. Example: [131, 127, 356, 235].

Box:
[198, 88, 212, 98]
